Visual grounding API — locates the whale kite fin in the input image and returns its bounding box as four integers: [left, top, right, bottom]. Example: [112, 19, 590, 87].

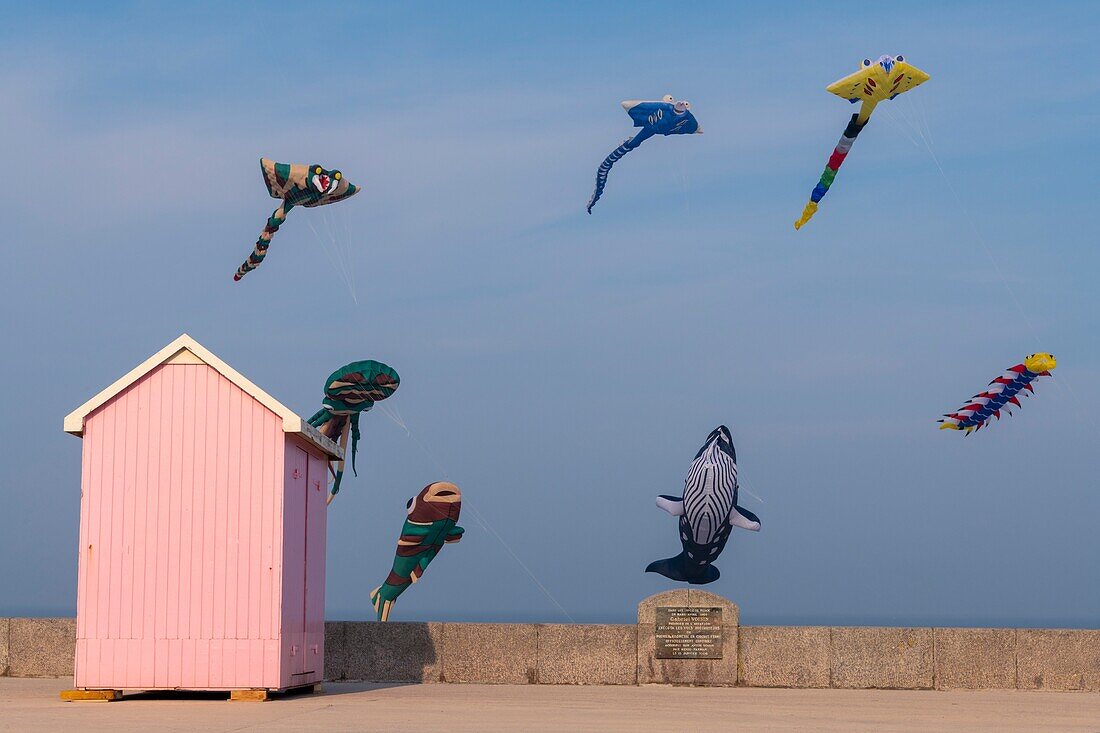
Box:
[691, 564, 720, 584]
[645, 552, 721, 584]
[731, 504, 761, 531]
[655, 495, 685, 516]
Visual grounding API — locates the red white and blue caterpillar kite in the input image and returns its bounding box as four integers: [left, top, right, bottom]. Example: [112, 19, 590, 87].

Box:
[938, 353, 1057, 434]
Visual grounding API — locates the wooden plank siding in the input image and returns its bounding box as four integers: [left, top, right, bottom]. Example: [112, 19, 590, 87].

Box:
[74, 362, 287, 690]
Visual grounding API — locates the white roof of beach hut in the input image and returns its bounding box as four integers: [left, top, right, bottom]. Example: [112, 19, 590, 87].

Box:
[63, 333, 343, 460]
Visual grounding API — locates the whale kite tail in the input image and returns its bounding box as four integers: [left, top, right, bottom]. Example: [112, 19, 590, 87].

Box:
[645, 553, 721, 585]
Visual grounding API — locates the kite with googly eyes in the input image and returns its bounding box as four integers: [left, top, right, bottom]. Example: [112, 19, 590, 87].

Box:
[794, 55, 929, 229]
[233, 159, 359, 281]
[938, 354, 1057, 435]
[586, 95, 702, 214]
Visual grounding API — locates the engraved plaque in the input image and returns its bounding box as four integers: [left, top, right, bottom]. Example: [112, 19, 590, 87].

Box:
[654, 607, 722, 659]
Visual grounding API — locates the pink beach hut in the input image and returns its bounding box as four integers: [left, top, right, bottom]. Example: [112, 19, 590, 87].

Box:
[63, 334, 342, 697]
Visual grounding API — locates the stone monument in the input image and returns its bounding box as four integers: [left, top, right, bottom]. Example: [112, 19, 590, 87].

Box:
[637, 589, 739, 685]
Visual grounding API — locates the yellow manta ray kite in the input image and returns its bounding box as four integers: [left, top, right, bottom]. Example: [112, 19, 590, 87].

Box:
[794, 55, 930, 229]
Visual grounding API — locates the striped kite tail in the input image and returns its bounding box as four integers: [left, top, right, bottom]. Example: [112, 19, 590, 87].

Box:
[370, 577, 407, 622]
[369, 586, 392, 621]
[234, 202, 292, 281]
[587, 138, 639, 214]
[794, 113, 867, 230]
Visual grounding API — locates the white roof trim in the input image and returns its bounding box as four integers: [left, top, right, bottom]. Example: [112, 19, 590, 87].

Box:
[63, 333, 343, 460]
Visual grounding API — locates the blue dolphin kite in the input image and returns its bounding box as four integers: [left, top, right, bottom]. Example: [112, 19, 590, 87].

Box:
[586, 95, 702, 213]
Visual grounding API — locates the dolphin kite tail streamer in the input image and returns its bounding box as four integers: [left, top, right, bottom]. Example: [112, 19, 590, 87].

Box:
[587, 132, 651, 214]
[234, 203, 293, 280]
[938, 353, 1057, 435]
[793, 114, 867, 230]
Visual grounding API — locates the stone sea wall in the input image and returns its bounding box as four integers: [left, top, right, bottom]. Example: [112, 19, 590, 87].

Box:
[3, 592, 1098, 690]
[323, 623, 1098, 691]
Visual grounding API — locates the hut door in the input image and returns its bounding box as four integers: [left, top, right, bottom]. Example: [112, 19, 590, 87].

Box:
[303, 453, 328, 675]
[287, 447, 309, 677]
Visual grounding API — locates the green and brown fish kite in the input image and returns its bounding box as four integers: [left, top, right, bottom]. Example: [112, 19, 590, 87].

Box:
[234, 158, 359, 281]
[307, 360, 400, 502]
[371, 482, 464, 621]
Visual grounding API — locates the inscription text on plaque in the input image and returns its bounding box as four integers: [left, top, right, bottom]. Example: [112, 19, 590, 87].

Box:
[654, 607, 722, 659]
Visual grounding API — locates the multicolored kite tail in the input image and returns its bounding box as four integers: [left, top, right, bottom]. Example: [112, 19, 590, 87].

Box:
[938, 353, 1057, 435]
[795, 55, 930, 229]
[793, 115, 866, 229]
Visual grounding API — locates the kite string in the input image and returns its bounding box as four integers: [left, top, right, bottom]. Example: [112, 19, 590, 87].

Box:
[463, 504, 576, 624]
[317, 210, 343, 296]
[893, 99, 1096, 430]
[886, 97, 1036, 333]
[340, 207, 359, 300]
[324, 207, 359, 304]
[679, 149, 691, 218]
[878, 105, 923, 149]
[323, 208, 359, 304]
[738, 480, 765, 505]
[306, 216, 358, 305]
[373, 403, 576, 623]
[306, 217, 349, 296]
[1045, 371, 1097, 429]
[305, 216, 343, 286]
[906, 91, 934, 149]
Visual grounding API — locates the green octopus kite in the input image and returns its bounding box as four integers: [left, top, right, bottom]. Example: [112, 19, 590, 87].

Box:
[234, 158, 359, 281]
[371, 482, 464, 621]
[307, 360, 400, 502]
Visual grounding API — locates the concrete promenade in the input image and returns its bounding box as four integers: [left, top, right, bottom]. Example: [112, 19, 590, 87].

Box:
[3, 678, 1100, 732]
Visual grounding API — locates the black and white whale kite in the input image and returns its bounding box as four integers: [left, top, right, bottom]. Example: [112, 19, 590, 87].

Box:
[646, 426, 760, 584]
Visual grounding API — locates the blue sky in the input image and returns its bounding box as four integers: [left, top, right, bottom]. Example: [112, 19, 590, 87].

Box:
[1, 2, 1098, 626]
